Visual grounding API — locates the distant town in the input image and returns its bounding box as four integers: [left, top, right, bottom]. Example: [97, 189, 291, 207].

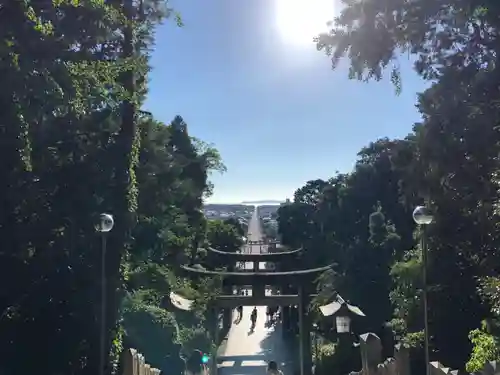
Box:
[202, 203, 286, 236]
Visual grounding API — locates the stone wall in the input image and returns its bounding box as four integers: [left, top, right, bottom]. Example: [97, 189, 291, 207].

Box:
[122, 348, 161, 375]
[353, 333, 500, 375]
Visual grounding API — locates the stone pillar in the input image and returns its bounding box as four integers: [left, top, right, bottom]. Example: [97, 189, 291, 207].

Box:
[359, 333, 382, 375]
[212, 307, 219, 375]
[221, 284, 232, 337]
[394, 343, 410, 375]
[291, 306, 299, 334]
[222, 308, 231, 336]
[282, 306, 291, 337]
[298, 286, 312, 375]
[253, 283, 265, 298]
[253, 260, 258, 272]
[337, 333, 354, 375]
[281, 282, 292, 337]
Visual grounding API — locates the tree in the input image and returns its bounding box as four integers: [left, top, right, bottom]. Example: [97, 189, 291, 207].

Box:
[315, 0, 500, 88]
[278, 112, 500, 370]
[206, 220, 244, 254]
[310, 0, 500, 370]
[123, 115, 225, 374]
[223, 218, 246, 238]
[0, 4, 225, 375]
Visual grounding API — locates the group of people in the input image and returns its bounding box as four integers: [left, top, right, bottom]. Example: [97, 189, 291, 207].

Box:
[267, 361, 284, 375]
[234, 305, 281, 326]
[231, 304, 285, 375]
[266, 306, 280, 323]
[234, 305, 257, 326]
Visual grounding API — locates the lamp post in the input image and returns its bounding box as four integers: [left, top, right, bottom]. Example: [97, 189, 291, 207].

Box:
[334, 307, 353, 352]
[319, 298, 365, 335]
[96, 213, 114, 375]
[412, 206, 434, 375]
[327, 302, 358, 375]
[312, 323, 320, 368]
[335, 315, 352, 334]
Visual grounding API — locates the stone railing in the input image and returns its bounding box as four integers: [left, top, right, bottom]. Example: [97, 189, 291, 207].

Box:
[346, 332, 409, 375]
[429, 361, 500, 375]
[352, 333, 499, 375]
[122, 348, 161, 375]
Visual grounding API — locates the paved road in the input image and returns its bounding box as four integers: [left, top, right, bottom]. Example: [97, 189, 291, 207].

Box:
[218, 207, 290, 375]
[243, 209, 266, 269]
[246, 209, 264, 243]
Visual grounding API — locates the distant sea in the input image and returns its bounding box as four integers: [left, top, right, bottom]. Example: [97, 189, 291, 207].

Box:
[241, 200, 284, 205]
[203, 200, 286, 206]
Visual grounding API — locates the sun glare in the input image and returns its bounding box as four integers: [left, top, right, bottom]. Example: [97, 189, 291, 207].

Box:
[274, 0, 334, 46]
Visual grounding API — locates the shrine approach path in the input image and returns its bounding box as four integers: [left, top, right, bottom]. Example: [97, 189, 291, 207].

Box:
[217, 208, 291, 375]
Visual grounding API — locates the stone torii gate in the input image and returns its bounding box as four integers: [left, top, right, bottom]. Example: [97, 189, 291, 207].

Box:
[176, 246, 332, 375]
[205, 246, 302, 272]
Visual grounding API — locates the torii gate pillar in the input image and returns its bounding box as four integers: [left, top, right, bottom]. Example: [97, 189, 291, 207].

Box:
[298, 286, 313, 375]
[252, 284, 265, 298]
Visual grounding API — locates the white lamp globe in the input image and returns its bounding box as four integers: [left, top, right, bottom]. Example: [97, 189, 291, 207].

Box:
[412, 206, 434, 225]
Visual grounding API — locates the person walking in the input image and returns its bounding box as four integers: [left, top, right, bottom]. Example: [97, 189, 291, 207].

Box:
[236, 305, 243, 321]
[267, 361, 283, 375]
[250, 306, 257, 329]
[275, 306, 281, 321]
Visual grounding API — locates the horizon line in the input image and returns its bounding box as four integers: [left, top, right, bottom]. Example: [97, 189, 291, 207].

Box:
[204, 200, 287, 205]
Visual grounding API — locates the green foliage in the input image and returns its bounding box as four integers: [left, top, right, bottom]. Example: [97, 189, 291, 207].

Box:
[123, 115, 225, 373]
[0, 3, 224, 375]
[314, 341, 336, 369]
[478, 278, 500, 316]
[261, 217, 279, 241]
[466, 325, 500, 372]
[315, 0, 500, 86]
[223, 218, 245, 237]
[465, 278, 500, 372]
[318, 342, 336, 358]
[206, 219, 244, 253]
[278, 71, 500, 370]
[390, 253, 422, 323]
[305, 1, 500, 371]
[122, 291, 179, 368]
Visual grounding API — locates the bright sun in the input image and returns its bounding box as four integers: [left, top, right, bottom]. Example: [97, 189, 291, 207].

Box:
[274, 0, 334, 46]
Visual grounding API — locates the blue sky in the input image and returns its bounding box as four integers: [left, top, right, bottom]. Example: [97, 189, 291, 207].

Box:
[144, 0, 428, 204]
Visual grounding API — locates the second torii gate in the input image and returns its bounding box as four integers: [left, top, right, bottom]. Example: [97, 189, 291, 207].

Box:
[177, 246, 332, 375]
